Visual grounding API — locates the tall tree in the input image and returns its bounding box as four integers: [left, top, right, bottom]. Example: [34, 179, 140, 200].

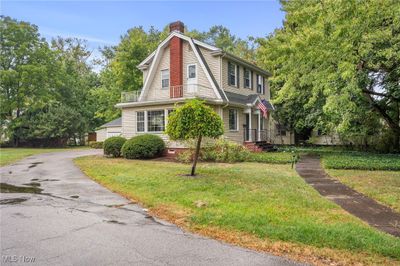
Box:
[257, 0, 400, 150]
[0, 16, 56, 145]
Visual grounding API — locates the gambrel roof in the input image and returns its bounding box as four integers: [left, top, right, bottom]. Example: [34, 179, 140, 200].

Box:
[138, 31, 228, 102]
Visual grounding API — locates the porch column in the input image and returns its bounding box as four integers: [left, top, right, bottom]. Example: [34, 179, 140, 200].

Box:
[257, 113, 261, 141]
[248, 112, 252, 142]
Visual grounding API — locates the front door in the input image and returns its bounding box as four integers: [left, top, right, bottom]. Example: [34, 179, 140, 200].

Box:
[187, 64, 197, 93]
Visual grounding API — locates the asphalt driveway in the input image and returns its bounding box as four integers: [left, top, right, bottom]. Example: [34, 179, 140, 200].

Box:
[0, 150, 298, 266]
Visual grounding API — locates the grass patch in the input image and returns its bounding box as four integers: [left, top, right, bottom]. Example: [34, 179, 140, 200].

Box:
[327, 169, 400, 212]
[322, 153, 400, 171]
[248, 151, 294, 164]
[0, 147, 88, 166]
[75, 156, 400, 265]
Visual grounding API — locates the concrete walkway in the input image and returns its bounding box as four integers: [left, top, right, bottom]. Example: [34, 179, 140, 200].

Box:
[295, 155, 400, 237]
[1, 150, 299, 266]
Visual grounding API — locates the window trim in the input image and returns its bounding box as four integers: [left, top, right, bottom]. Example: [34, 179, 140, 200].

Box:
[187, 63, 197, 79]
[161, 69, 170, 89]
[147, 110, 165, 133]
[244, 68, 251, 89]
[136, 111, 145, 133]
[228, 109, 239, 132]
[257, 74, 263, 94]
[228, 62, 237, 87]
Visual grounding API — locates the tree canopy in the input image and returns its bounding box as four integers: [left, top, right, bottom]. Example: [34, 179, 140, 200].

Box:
[0, 16, 99, 146]
[257, 0, 400, 151]
[166, 99, 224, 175]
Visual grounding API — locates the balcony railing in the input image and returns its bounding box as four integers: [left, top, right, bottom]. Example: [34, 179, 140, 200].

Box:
[170, 84, 215, 99]
[120, 84, 215, 103]
[121, 90, 142, 102]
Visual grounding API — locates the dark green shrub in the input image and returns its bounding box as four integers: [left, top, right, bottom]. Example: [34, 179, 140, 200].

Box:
[122, 134, 165, 159]
[103, 136, 126, 157]
[89, 141, 103, 149]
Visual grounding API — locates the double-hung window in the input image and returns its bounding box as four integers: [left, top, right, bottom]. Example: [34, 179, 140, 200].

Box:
[228, 62, 237, 86]
[228, 109, 238, 131]
[244, 68, 251, 89]
[147, 110, 165, 132]
[257, 74, 263, 94]
[136, 111, 145, 132]
[161, 69, 169, 89]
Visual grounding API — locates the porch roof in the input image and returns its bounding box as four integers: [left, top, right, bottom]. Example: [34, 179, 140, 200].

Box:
[99, 117, 122, 128]
[224, 91, 274, 110]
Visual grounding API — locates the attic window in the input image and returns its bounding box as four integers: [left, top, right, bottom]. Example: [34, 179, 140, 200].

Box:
[161, 69, 169, 89]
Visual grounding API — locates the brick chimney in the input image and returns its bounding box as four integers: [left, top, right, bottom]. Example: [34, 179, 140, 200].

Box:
[169, 21, 184, 98]
[169, 21, 184, 33]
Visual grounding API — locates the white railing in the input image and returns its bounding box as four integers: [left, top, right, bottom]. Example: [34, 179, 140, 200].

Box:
[120, 85, 215, 102]
[170, 84, 214, 99]
[121, 90, 142, 102]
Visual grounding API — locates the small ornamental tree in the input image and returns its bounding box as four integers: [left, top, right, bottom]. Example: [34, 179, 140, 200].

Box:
[166, 99, 224, 176]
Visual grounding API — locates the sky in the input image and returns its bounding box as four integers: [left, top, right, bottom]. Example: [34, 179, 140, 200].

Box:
[2, 0, 286, 69]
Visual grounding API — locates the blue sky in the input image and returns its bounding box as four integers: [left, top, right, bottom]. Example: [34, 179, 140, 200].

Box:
[3, 0, 285, 68]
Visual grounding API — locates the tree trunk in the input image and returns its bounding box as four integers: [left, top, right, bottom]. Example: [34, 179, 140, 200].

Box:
[191, 135, 202, 176]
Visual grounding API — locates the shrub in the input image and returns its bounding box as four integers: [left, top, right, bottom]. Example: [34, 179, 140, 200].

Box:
[177, 139, 250, 163]
[122, 134, 165, 159]
[89, 141, 103, 149]
[103, 136, 126, 157]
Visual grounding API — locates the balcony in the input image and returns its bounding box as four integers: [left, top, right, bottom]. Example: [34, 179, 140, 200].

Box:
[170, 84, 215, 99]
[121, 90, 142, 102]
[120, 84, 215, 103]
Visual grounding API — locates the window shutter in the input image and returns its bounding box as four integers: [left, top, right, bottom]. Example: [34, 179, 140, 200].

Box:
[227, 62, 231, 86]
[262, 77, 265, 94]
[250, 70, 253, 90]
[243, 68, 246, 88]
[236, 65, 240, 88]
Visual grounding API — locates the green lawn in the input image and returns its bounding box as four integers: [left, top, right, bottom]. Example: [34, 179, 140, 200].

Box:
[0, 147, 88, 166]
[248, 151, 294, 164]
[322, 152, 400, 171]
[327, 169, 400, 212]
[75, 156, 400, 265]
[279, 146, 400, 171]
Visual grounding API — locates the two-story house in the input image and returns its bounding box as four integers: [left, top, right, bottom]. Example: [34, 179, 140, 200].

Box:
[103, 21, 294, 151]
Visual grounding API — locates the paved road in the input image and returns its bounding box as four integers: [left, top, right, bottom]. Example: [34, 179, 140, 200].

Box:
[1, 150, 298, 266]
[296, 155, 400, 237]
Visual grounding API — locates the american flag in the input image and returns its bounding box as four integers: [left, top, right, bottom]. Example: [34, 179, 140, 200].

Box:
[258, 100, 268, 118]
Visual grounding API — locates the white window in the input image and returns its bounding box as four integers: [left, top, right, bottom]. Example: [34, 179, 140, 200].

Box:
[188, 64, 196, 79]
[161, 69, 169, 89]
[244, 68, 251, 88]
[137, 111, 145, 132]
[228, 109, 238, 131]
[257, 74, 263, 94]
[147, 110, 165, 132]
[228, 62, 237, 86]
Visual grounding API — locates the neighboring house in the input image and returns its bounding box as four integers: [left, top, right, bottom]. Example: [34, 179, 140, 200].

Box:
[115, 21, 290, 151]
[95, 118, 122, 142]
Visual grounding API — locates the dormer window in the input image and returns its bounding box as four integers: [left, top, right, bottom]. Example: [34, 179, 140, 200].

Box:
[244, 68, 251, 89]
[257, 74, 264, 94]
[161, 69, 169, 89]
[228, 62, 237, 87]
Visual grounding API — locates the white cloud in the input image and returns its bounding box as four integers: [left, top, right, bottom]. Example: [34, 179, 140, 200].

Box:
[41, 27, 116, 45]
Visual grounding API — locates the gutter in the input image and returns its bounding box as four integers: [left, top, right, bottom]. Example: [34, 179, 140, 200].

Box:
[115, 97, 224, 109]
